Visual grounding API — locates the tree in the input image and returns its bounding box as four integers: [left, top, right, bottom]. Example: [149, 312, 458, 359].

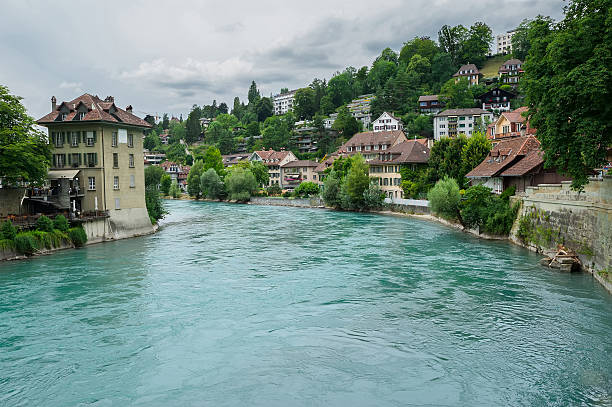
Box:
[144, 165, 166, 188]
[186, 159, 204, 198]
[431, 53, 456, 89]
[293, 87, 316, 120]
[440, 78, 475, 109]
[374, 47, 399, 64]
[255, 97, 274, 122]
[262, 115, 291, 150]
[248, 81, 260, 104]
[166, 142, 187, 163]
[280, 87, 289, 94]
[363, 181, 385, 209]
[427, 177, 461, 220]
[160, 174, 172, 196]
[322, 169, 342, 207]
[332, 106, 360, 138]
[169, 181, 181, 198]
[460, 132, 491, 178]
[200, 168, 225, 199]
[407, 115, 434, 139]
[184, 105, 203, 144]
[202, 146, 225, 176]
[0, 85, 51, 186]
[145, 186, 165, 223]
[523, 3, 611, 189]
[512, 17, 554, 61]
[225, 167, 257, 201]
[367, 59, 398, 92]
[250, 161, 270, 186]
[343, 154, 370, 209]
[143, 131, 161, 151]
[294, 181, 320, 197]
[460, 22, 494, 67]
[168, 120, 186, 143]
[327, 71, 355, 108]
[218, 102, 228, 115]
[438, 24, 468, 66]
[162, 113, 170, 129]
[399, 37, 440, 65]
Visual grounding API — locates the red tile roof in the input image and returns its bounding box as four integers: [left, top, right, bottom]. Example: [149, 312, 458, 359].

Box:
[337, 130, 406, 154]
[281, 160, 319, 168]
[499, 149, 544, 177]
[37, 94, 151, 128]
[453, 63, 480, 77]
[466, 135, 541, 178]
[368, 139, 430, 165]
[252, 150, 294, 166]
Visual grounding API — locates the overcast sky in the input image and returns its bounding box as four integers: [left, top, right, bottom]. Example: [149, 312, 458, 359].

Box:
[1, 0, 564, 121]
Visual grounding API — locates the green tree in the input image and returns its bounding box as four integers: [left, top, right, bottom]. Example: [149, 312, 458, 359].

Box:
[327, 71, 355, 108]
[160, 174, 172, 195]
[293, 87, 316, 120]
[332, 106, 361, 138]
[431, 52, 457, 89]
[460, 132, 491, 178]
[36, 215, 54, 232]
[438, 24, 469, 66]
[322, 169, 342, 207]
[225, 167, 258, 201]
[248, 81, 260, 105]
[200, 168, 225, 199]
[255, 97, 274, 122]
[162, 113, 169, 129]
[0, 85, 51, 186]
[399, 37, 440, 65]
[460, 22, 494, 67]
[53, 214, 69, 233]
[427, 177, 461, 220]
[367, 59, 398, 92]
[145, 186, 165, 222]
[407, 115, 433, 139]
[186, 159, 204, 198]
[143, 130, 161, 151]
[144, 165, 166, 188]
[440, 78, 474, 109]
[0, 220, 17, 240]
[522, 4, 610, 189]
[169, 181, 181, 198]
[168, 120, 186, 142]
[460, 184, 492, 229]
[202, 146, 225, 176]
[363, 181, 385, 209]
[343, 154, 370, 209]
[294, 181, 320, 197]
[250, 161, 270, 186]
[165, 143, 186, 163]
[262, 115, 291, 150]
[184, 105, 203, 144]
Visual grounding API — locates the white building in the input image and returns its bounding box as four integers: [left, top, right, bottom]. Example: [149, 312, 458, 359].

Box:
[433, 108, 494, 141]
[324, 113, 338, 129]
[496, 30, 516, 55]
[346, 94, 375, 128]
[143, 150, 166, 167]
[372, 112, 403, 132]
[273, 90, 297, 115]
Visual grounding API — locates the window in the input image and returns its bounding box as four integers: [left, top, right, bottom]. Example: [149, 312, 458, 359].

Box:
[112, 132, 118, 147]
[54, 154, 66, 168]
[87, 153, 96, 167]
[127, 134, 134, 148]
[78, 112, 85, 120]
[129, 154, 134, 168]
[88, 177, 96, 190]
[113, 176, 119, 190]
[115, 198, 120, 210]
[61, 113, 67, 121]
[71, 132, 79, 147]
[130, 174, 135, 188]
[113, 153, 119, 168]
[86, 131, 95, 146]
[54, 132, 64, 147]
[71, 153, 80, 167]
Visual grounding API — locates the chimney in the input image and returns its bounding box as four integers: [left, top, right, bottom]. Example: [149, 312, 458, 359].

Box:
[126, 105, 133, 113]
[105, 96, 114, 103]
[51, 96, 57, 111]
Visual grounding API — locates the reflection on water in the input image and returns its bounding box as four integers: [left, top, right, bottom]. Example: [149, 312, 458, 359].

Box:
[0, 200, 610, 406]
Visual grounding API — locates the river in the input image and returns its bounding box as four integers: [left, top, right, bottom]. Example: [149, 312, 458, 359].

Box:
[1, 200, 610, 406]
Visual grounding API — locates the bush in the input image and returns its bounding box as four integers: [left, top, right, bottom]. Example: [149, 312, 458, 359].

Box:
[266, 184, 282, 196]
[225, 167, 258, 201]
[15, 232, 39, 255]
[282, 190, 293, 198]
[68, 227, 88, 247]
[145, 186, 165, 222]
[363, 181, 385, 209]
[483, 201, 519, 235]
[36, 215, 54, 232]
[0, 238, 15, 251]
[294, 181, 320, 197]
[0, 220, 17, 240]
[427, 177, 461, 220]
[461, 184, 492, 229]
[31, 231, 52, 249]
[53, 215, 69, 233]
[500, 185, 516, 201]
[322, 170, 341, 208]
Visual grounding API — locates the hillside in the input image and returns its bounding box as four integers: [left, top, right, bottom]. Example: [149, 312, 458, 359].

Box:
[480, 54, 508, 78]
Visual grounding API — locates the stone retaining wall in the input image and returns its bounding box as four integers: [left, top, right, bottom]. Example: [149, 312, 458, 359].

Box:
[250, 197, 324, 208]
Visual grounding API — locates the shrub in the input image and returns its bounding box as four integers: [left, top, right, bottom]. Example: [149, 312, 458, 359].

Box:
[0, 220, 17, 240]
[282, 190, 293, 198]
[363, 181, 386, 210]
[160, 174, 172, 196]
[461, 184, 493, 229]
[322, 170, 341, 208]
[68, 227, 88, 247]
[294, 181, 320, 197]
[266, 184, 282, 196]
[344, 154, 370, 209]
[31, 231, 52, 249]
[36, 215, 54, 232]
[49, 229, 69, 247]
[14, 232, 39, 255]
[225, 167, 258, 201]
[145, 186, 166, 222]
[0, 238, 15, 251]
[483, 201, 519, 236]
[500, 185, 516, 201]
[427, 177, 461, 220]
[53, 215, 69, 233]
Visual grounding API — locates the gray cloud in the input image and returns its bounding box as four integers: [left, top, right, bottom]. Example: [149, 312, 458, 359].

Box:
[0, 0, 564, 119]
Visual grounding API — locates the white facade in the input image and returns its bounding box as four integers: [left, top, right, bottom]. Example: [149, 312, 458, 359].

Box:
[372, 112, 403, 132]
[347, 94, 375, 128]
[273, 91, 296, 115]
[324, 113, 338, 129]
[433, 109, 494, 140]
[496, 31, 515, 55]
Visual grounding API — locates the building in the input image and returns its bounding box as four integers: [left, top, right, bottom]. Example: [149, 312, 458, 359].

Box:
[490, 107, 536, 143]
[477, 88, 516, 112]
[368, 139, 430, 199]
[496, 31, 516, 55]
[159, 131, 170, 145]
[249, 149, 297, 187]
[273, 90, 297, 115]
[433, 108, 494, 140]
[36, 93, 153, 235]
[372, 112, 403, 132]
[324, 113, 338, 129]
[337, 130, 408, 161]
[280, 160, 320, 189]
[498, 58, 524, 87]
[160, 161, 190, 191]
[347, 94, 375, 128]
[143, 150, 166, 167]
[418, 95, 444, 114]
[221, 154, 250, 167]
[293, 126, 318, 154]
[453, 64, 482, 86]
[466, 135, 569, 194]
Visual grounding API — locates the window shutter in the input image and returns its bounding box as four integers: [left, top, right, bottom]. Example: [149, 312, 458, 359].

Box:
[52, 155, 56, 167]
[51, 132, 56, 145]
[93, 131, 97, 143]
[61, 132, 65, 145]
[68, 154, 72, 165]
[94, 153, 98, 165]
[78, 154, 82, 165]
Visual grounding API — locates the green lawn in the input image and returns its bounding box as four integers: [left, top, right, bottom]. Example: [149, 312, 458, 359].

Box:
[480, 55, 508, 78]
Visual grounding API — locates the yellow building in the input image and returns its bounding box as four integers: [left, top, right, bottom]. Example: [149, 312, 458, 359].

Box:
[37, 94, 153, 237]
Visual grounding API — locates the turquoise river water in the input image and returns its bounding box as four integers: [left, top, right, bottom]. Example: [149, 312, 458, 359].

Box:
[0, 200, 611, 406]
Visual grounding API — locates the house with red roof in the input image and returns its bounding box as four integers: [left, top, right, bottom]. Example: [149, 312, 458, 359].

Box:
[490, 106, 536, 143]
[249, 149, 297, 187]
[453, 63, 482, 86]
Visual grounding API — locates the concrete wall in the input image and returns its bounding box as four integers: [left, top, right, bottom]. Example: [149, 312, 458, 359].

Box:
[0, 188, 26, 216]
[510, 176, 612, 291]
[384, 198, 430, 215]
[250, 197, 324, 208]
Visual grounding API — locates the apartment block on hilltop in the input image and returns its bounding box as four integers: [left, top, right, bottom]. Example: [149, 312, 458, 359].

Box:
[36, 93, 153, 237]
[347, 94, 375, 128]
[273, 90, 297, 115]
[372, 112, 403, 132]
[433, 108, 494, 140]
[453, 64, 482, 86]
[368, 139, 430, 199]
[249, 149, 297, 187]
[496, 31, 515, 55]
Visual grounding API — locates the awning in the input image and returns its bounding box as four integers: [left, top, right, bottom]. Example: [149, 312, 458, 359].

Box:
[47, 169, 80, 180]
